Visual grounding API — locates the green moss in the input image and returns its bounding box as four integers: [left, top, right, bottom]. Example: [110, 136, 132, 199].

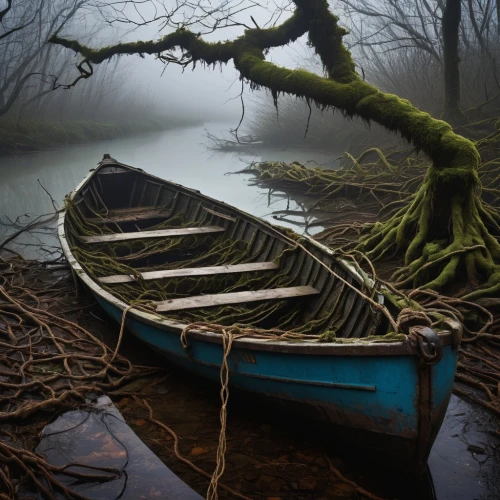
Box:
[49, 0, 500, 296]
[50, 0, 480, 182]
[50, 30, 236, 66]
[302, 0, 356, 82]
[318, 329, 336, 342]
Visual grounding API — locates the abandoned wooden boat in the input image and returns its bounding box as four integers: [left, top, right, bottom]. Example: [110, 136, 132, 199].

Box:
[59, 155, 462, 473]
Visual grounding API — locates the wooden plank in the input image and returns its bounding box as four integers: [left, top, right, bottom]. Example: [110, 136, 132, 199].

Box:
[88, 208, 167, 225]
[106, 206, 156, 216]
[99, 262, 279, 284]
[202, 206, 237, 222]
[156, 286, 319, 312]
[89, 206, 235, 225]
[81, 226, 224, 244]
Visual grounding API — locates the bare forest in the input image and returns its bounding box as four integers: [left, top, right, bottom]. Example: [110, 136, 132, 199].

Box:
[0, 0, 203, 154]
[241, 0, 500, 153]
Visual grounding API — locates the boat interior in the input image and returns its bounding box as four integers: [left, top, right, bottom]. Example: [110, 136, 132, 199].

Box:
[65, 162, 394, 338]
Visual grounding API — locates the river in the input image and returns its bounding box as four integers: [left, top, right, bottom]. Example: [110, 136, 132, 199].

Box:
[0, 123, 498, 499]
[0, 123, 335, 234]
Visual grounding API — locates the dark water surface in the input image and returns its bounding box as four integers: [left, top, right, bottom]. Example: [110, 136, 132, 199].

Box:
[35, 396, 202, 499]
[429, 396, 499, 500]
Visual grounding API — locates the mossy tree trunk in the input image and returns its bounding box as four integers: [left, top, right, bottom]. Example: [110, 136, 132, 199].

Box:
[50, 0, 500, 298]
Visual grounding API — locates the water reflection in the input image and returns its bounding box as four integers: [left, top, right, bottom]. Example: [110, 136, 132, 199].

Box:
[429, 395, 500, 500]
[35, 396, 202, 499]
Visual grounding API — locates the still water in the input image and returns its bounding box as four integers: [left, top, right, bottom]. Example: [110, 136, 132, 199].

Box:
[0, 123, 335, 232]
[0, 124, 498, 499]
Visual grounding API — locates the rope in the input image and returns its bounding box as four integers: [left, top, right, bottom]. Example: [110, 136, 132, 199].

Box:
[395, 307, 432, 333]
[180, 322, 315, 348]
[109, 300, 160, 367]
[262, 225, 401, 332]
[109, 304, 137, 365]
[181, 324, 246, 499]
[137, 397, 252, 500]
[206, 328, 233, 500]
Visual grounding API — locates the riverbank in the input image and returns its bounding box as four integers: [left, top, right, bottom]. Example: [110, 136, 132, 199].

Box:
[0, 117, 202, 156]
[0, 258, 498, 499]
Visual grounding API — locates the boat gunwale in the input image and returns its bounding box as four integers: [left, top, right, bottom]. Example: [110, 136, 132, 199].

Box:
[58, 159, 455, 356]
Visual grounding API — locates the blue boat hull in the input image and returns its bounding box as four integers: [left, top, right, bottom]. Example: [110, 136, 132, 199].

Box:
[95, 294, 458, 472]
[59, 158, 461, 476]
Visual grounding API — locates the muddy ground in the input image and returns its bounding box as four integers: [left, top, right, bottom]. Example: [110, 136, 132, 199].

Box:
[1, 262, 499, 500]
[66, 274, 500, 499]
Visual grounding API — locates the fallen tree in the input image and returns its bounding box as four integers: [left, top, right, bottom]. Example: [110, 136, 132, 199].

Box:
[49, 0, 500, 298]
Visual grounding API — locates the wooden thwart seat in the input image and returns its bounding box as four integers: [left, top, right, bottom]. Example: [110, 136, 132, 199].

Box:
[88, 206, 236, 225]
[99, 262, 279, 284]
[87, 207, 167, 225]
[81, 226, 224, 244]
[155, 286, 319, 312]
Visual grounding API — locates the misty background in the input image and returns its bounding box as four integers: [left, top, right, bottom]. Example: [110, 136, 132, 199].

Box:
[2, 0, 500, 153]
[0, 0, 307, 128]
[2, 0, 500, 244]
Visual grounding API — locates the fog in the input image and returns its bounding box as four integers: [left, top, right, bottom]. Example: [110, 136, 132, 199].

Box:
[4, 0, 496, 152]
[0, 0, 304, 127]
[78, 1, 302, 124]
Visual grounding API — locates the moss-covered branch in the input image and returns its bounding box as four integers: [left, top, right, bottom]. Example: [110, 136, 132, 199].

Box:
[49, 29, 237, 66]
[294, 0, 356, 82]
[50, 1, 478, 184]
[49, 5, 311, 66]
[50, 0, 500, 297]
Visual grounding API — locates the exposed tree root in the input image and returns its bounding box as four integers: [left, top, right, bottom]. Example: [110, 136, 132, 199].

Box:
[0, 259, 160, 498]
[358, 179, 500, 298]
[239, 148, 425, 218]
[246, 147, 500, 299]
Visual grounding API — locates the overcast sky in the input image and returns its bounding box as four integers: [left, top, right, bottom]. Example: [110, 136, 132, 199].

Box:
[66, 1, 309, 124]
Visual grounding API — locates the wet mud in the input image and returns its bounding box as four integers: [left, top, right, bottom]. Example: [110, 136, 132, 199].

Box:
[1, 266, 499, 500]
[88, 304, 499, 500]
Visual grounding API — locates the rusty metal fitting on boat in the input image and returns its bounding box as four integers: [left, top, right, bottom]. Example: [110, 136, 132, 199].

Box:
[408, 326, 443, 365]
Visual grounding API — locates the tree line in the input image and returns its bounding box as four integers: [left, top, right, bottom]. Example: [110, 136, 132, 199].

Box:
[0, 0, 156, 123]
